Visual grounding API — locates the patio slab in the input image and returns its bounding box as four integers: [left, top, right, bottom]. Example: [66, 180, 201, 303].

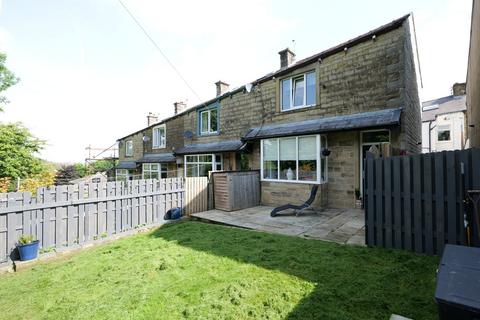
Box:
[191, 206, 365, 245]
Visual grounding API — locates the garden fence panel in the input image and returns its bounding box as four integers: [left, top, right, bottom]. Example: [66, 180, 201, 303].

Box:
[364, 148, 480, 256]
[0, 178, 184, 264]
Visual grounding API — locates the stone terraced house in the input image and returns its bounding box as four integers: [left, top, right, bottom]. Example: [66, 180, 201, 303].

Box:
[116, 14, 422, 209]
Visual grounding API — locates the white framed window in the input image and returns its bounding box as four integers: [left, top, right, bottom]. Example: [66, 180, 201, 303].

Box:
[199, 108, 218, 135]
[125, 140, 133, 157]
[261, 134, 327, 184]
[184, 154, 223, 177]
[116, 169, 129, 182]
[142, 163, 167, 180]
[437, 125, 451, 141]
[152, 124, 166, 149]
[281, 71, 316, 111]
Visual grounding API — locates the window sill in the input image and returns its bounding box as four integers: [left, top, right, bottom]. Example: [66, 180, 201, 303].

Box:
[199, 132, 220, 137]
[152, 146, 166, 150]
[261, 178, 327, 185]
[280, 103, 317, 113]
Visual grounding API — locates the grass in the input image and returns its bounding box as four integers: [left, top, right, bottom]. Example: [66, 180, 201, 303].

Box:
[0, 221, 438, 319]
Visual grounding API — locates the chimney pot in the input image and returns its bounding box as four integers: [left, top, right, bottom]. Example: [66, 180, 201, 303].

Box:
[147, 112, 159, 126]
[278, 48, 295, 68]
[452, 82, 466, 96]
[174, 101, 187, 115]
[215, 81, 229, 97]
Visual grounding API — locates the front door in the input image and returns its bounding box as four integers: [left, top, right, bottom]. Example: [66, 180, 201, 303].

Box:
[360, 130, 391, 196]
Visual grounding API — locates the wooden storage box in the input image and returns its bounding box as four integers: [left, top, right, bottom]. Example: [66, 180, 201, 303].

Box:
[213, 171, 260, 211]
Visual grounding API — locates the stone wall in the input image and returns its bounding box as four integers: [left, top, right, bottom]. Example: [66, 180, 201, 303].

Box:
[118, 131, 144, 162]
[467, 1, 480, 147]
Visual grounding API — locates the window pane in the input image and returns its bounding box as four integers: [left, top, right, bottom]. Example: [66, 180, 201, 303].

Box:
[210, 109, 218, 132]
[298, 136, 317, 181]
[438, 130, 451, 141]
[186, 155, 196, 163]
[306, 72, 316, 105]
[201, 111, 208, 133]
[198, 155, 212, 163]
[320, 135, 328, 182]
[263, 160, 278, 179]
[186, 164, 198, 177]
[293, 77, 305, 107]
[280, 138, 296, 180]
[263, 139, 278, 161]
[362, 130, 390, 143]
[281, 79, 291, 110]
[198, 164, 212, 177]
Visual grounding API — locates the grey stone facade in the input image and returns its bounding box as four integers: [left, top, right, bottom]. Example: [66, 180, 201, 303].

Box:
[117, 15, 421, 209]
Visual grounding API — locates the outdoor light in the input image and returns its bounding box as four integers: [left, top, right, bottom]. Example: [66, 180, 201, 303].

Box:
[322, 148, 331, 157]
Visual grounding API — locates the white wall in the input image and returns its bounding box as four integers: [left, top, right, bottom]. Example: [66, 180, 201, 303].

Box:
[422, 111, 465, 153]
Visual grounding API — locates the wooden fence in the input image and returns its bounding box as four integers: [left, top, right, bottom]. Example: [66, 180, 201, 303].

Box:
[184, 177, 209, 215]
[212, 171, 260, 211]
[0, 178, 184, 264]
[364, 148, 480, 256]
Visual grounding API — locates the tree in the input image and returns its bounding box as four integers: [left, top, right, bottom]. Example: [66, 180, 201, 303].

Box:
[89, 159, 117, 174]
[0, 53, 19, 111]
[0, 123, 46, 179]
[54, 165, 81, 185]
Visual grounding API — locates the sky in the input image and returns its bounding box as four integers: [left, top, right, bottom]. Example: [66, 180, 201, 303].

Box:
[0, 0, 473, 163]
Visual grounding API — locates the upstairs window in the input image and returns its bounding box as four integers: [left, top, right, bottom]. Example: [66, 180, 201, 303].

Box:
[437, 125, 451, 141]
[199, 105, 219, 135]
[152, 124, 166, 149]
[281, 71, 316, 111]
[125, 140, 133, 157]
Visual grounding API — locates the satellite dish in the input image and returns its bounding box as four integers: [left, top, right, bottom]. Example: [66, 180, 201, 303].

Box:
[143, 136, 150, 142]
[245, 83, 253, 93]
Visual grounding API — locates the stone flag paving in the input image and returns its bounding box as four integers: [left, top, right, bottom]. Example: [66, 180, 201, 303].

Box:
[191, 206, 365, 246]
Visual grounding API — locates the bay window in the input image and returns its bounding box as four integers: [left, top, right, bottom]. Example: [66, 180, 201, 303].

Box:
[185, 154, 222, 177]
[261, 135, 327, 184]
[142, 163, 167, 179]
[281, 71, 316, 111]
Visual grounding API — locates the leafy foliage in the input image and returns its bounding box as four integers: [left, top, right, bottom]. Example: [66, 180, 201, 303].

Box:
[0, 52, 19, 111]
[0, 123, 45, 179]
[0, 177, 11, 193]
[54, 165, 81, 185]
[18, 234, 34, 245]
[89, 159, 117, 174]
[18, 171, 56, 194]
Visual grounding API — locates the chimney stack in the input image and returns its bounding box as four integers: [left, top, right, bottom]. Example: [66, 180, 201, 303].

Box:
[452, 82, 466, 96]
[174, 101, 187, 115]
[279, 48, 295, 68]
[215, 81, 230, 97]
[147, 112, 159, 126]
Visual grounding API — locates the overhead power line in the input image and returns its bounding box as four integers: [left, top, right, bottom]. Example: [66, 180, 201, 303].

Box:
[117, 0, 203, 102]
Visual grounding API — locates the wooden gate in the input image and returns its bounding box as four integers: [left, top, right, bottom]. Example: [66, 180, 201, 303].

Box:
[185, 177, 209, 215]
[364, 148, 480, 255]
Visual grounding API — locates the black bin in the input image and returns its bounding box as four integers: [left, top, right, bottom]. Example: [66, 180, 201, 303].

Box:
[435, 244, 480, 320]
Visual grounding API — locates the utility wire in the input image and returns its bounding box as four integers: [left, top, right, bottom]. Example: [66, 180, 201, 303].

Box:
[117, 0, 204, 103]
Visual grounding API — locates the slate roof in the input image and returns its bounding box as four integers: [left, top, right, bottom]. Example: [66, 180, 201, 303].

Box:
[175, 140, 246, 155]
[422, 95, 466, 122]
[137, 153, 176, 163]
[243, 108, 403, 140]
[116, 161, 138, 169]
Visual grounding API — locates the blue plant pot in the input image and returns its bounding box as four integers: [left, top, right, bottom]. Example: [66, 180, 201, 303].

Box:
[18, 240, 40, 261]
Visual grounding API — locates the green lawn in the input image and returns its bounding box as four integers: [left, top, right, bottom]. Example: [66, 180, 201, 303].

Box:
[0, 221, 438, 320]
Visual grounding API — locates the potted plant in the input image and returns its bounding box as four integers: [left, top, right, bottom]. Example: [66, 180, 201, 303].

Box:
[354, 189, 363, 209]
[17, 234, 40, 261]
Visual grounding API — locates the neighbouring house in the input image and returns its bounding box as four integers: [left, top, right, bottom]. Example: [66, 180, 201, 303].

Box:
[421, 83, 467, 153]
[467, 0, 480, 147]
[116, 102, 186, 181]
[116, 14, 422, 209]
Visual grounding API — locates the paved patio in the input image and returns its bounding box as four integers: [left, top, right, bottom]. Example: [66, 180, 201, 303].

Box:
[191, 206, 365, 246]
